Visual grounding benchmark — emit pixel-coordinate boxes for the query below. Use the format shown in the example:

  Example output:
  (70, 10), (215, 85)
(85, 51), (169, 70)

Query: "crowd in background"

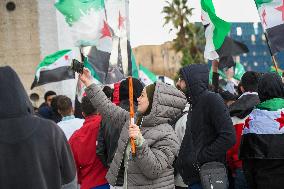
(0, 62), (284, 189)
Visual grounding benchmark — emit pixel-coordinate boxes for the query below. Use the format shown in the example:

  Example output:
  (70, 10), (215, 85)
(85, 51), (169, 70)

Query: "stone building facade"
(133, 42), (182, 78)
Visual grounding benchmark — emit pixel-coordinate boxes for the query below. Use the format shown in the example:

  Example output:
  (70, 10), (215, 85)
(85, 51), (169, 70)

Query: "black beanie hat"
(119, 78), (144, 103)
(143, 83), (156, 116)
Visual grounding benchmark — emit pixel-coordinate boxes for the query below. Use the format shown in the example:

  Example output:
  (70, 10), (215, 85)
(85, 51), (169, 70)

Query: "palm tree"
(162, 0), (205, 65)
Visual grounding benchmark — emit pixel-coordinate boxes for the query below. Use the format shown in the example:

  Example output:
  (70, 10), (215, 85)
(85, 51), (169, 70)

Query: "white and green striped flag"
(139, 64), (157, 86)
(255, 0), (284, 54)
(31, 50), (75, 89)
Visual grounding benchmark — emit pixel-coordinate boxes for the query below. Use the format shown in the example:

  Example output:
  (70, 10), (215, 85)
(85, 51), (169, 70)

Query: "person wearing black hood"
(175, 64), (236, 189)
(239, 73), (284, 189)
(0, 66), (77, 189)
(96, 78), (144, 187)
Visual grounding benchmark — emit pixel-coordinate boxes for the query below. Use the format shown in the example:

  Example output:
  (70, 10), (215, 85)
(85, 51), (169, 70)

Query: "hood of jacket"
(180, 64), (209, 104)
(229, 94), (260, 119)
(0, 66), (36, 144)
(0, 66), (34, 119)
(141, 82), (187, 127)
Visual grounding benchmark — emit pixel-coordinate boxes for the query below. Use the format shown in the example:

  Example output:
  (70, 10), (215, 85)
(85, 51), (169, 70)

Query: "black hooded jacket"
(0, 66), (76, 189)
(176, 64), (236, 185)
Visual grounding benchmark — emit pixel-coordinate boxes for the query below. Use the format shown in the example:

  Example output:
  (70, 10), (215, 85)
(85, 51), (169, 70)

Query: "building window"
(236, 27), (242, 36)
(6, 2), (16, 12)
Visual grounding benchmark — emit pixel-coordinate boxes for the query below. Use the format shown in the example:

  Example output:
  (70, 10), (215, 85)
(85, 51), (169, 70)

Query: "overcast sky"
(129, 0), (261, 47)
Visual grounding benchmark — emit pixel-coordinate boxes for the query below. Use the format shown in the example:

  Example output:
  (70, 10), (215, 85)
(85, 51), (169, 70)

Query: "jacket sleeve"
(85, 84), (129, 130)
(198, 94), (236, 164)
(96, 120), (108, 168)
(212, 72), (220, 93)
(134, 128), (179, 179)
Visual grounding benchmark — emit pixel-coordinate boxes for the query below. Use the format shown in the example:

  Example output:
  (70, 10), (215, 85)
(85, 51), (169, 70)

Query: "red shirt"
(69, 115), (108, 189)
(227, 123), (243, 174)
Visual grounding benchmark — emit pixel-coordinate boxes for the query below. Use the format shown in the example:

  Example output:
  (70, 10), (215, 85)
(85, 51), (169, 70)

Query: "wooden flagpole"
(128, 76), (136, 155)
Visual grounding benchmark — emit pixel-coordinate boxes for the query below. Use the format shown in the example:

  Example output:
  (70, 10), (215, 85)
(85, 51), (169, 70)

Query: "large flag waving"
(201, 0), (249, 60)
(55, 0), (137, 85)
(255, 0), (284, 54)
(55, 0), (112, 50)
(31, 50), (75, 89)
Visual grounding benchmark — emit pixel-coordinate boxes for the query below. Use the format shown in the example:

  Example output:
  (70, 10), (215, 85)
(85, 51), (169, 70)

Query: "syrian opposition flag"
(31, 50), (75, 89)
(55, 0), (112, 49)
(255, 0), (284, 54)
(240, 98), (284, 159)
(139, 64), (157, 86)
(201, 0), (249, 60)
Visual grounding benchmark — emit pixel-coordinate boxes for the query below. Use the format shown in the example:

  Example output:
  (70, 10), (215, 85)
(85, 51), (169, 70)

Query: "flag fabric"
(54, 0), (112, 49)
(55, 0), (136, 85)
(87, 40), (138, 84)
(201, 0), (249, 60)
(270, 65), (283, 76)
(240, 98), (284, 159)
(255, 0), (284, 54)
(31, 50), (75, 89)
(139, 64), (157, 86)
(209, 62), (245, 84)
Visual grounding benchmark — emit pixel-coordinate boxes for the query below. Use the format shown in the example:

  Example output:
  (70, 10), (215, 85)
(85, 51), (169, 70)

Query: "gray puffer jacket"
(86, 82), (187, 189)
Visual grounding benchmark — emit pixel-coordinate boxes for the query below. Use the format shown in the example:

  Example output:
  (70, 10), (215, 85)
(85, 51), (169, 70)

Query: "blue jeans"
(188, 183), (202, 189)
(234, 168), (249, 189)
(91, 184), (110, 189)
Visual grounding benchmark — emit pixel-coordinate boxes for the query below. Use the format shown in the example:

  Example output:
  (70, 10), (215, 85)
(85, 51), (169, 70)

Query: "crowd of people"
(0, 62), (284, 189)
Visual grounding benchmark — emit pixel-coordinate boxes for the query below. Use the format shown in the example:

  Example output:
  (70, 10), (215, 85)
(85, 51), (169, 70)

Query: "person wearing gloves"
(79, 68), (187, 189)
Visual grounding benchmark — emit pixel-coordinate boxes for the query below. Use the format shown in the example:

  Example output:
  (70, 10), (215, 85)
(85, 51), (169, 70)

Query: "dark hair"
(57, 96), (72, 116)
(50, 95), (64, 113)
(102, 86), (113, 99)
(81, 96), (97, 116)
(44, 91), (56, 102)
(258, 73), (284, 102)
(240, 71), (260, 92)
(119, 78), (144, 102)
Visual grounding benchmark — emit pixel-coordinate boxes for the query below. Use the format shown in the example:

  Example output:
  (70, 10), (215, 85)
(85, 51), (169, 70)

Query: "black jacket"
(96, 100), (137, 186)
(0, 66), (76, 189)
(176, 64), (236, 185)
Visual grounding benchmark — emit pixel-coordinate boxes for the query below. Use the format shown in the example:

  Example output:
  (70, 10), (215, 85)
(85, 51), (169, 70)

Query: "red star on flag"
(64, 55), (69, 60)
(100, 21), (111, 39)
(244, 117), (252, 129)
(118, 11), (125, 29)
(262, 9), (267, 26)
(275, 111), (284, 130)
(275, 0), (284, 21)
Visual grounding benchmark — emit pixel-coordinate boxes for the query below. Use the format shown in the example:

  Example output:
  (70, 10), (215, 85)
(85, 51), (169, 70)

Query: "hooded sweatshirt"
(0, 66), (77, 189)
(176, 64), (236, 185)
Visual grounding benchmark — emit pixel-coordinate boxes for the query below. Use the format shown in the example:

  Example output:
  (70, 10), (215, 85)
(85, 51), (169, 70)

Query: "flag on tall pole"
(55, 0), (138, 84)
(254, 0), (284, 55)
(31, 50), (75, 89)
(201, 0), (249, 60)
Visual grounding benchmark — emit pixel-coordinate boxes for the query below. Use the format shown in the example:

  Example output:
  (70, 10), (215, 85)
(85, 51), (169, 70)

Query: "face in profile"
(46, 95), (56, 107)
(137, 88), (149, 114)
(176, 78), (187, 94)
